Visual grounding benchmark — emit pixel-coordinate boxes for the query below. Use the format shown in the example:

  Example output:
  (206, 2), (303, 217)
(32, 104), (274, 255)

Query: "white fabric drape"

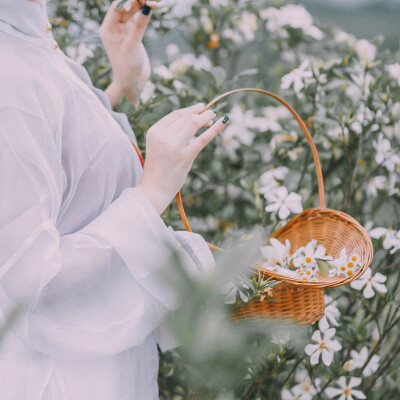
(0, 1), (215, 399)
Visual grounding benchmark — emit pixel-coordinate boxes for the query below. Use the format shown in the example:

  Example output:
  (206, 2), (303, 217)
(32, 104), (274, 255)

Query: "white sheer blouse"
(0, 0), (216, 399)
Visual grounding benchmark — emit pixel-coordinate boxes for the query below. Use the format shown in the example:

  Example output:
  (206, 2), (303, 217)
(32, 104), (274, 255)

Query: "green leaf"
(315, 258), (331, 277)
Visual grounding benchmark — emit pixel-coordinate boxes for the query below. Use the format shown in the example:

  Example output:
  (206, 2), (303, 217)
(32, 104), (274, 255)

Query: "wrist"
(136, 181), (173, 216)
(105, 80), (124, 108)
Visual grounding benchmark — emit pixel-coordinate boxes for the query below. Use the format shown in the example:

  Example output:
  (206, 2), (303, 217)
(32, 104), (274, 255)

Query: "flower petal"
(265, 202), (281, 212)
(348, 377), (362, 389)
(337, 377), (347, 389)
(310, 349), (321, 365)
(373, 272), (387, 283)
(328, 340), (342, 352)
(324, 328), (336, 341)
(321, 349), (334, 366)
(278, 204), (291, 220)
(311, 330), (322, 343)
(305, 344), (319, 356)
(281, 389), (293, 400)
(363, 283), (375, 299)
(351, 390), (366, 399)
(326, 388), (343, 398)
(372, 281), (387, 294)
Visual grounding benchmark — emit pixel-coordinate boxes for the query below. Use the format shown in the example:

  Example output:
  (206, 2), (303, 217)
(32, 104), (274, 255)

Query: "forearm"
(105, 80), (140, 109)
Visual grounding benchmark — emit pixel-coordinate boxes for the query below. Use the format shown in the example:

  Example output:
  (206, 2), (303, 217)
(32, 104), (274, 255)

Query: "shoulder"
(0, 32), (63, 132)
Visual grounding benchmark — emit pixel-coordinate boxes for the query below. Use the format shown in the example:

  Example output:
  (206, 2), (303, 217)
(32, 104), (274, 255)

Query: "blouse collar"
(0, 0), (57, 50)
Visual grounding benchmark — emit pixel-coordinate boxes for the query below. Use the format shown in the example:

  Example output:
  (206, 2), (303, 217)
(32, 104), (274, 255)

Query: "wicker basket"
(131, 88), (374, 326)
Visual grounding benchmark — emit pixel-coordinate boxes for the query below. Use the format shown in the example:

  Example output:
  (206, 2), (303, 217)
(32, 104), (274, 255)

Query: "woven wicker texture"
(231, 283), (325, 326)
(130, 88), (374, 325)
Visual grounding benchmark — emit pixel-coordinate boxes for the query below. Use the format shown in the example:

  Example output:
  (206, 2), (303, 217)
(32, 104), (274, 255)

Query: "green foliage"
(42, 0), (400, 398)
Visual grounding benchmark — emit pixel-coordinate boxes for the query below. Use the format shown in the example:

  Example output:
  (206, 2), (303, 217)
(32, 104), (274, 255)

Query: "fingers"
(119, 1), (158, 23)
(151, 103), (206, 131)
(101, 0), (157, 31)
(186, 115), (230, 157)
(124, 3), (157, 45)
(168, 109), (217, 143)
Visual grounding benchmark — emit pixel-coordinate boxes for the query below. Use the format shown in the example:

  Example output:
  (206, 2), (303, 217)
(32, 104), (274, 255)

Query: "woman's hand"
(136, 104), (230, 215)
(100, 0), (158, 107)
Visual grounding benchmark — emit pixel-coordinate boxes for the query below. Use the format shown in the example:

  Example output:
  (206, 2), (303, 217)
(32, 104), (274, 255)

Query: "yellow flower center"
(306, 270), (312, 276)
(340, 266), (346, 271)
(351, 256), (357, 262)
(305, 257), (312, 263)
(344, 388), (350, 396)
(347, 270), (353, 276)
(368, 276), (373, 282)
(348, 262), (354, 268)
(319, 341), (326, 349)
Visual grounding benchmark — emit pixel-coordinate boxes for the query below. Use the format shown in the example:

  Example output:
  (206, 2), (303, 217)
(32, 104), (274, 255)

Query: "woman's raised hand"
(136, 104), (230, 215)
(100, 0), (158, 107)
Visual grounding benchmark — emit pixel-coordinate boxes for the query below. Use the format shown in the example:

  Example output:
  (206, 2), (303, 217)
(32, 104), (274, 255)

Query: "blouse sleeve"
(0, 105), (215, 360)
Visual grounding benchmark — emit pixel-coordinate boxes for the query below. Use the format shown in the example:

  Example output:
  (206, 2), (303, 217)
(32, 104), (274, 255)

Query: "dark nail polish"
(222, 115), (229, 124)
(142, 5), (151, 15)
(211, 108), (217, 115)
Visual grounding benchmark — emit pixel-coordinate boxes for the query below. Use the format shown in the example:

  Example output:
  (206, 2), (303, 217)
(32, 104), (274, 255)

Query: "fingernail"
(142, 5), (151, 15)
(222, 115), (229, 124)
(211, 108), (217, 115)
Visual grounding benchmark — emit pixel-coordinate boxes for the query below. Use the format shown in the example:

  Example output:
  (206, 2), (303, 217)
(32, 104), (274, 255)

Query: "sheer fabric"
(0, 1), (216, 398)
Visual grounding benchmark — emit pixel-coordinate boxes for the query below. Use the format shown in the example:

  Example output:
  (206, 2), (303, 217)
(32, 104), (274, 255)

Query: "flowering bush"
(49, 0), (400, 398)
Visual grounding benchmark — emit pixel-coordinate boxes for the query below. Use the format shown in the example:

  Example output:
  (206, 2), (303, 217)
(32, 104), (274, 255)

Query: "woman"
(0, 0), (229, 398)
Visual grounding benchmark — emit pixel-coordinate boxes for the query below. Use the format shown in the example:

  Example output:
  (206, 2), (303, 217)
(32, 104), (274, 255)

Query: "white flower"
(237, 11), (258, 42)
(261, 106), (290, 132)
(139, 80), (155, 103)
(154, 64), (173, 80)
(281, 60), (313, 93)
(350, 268), (387, 299)
(333, 248), (361, 278)
(368, 226), (388, 240)
(304, 327), (342, 366)
(367, 175), (387, 197)
(345, 346), (380, 377)
(293, 241), (330, 268)
(220, 103), (259, 146)
(386, 63), (400, 86)
(221, 275), (250, 304)
(258, 167), (289, 196)
(383, 229), (400, 254)
(264, 186), (303, 220)
(373, 132), (391, 161)
(373, 133), (400, 172)
(326, 377), (366, 400)
(66, 42), (95, 64)
(334, 30), (356, 45)
(368, 227), (400, 254)
(281, 386), (309, 400)
(347, 66), (374, 102)
(321, 295), (340, 328)
(260, 238), (291, 268)
(282, 383), (313, 400)
(272, 331), (291, 345)
(355, 39), (376, 67)
(262, 5), (323, 40)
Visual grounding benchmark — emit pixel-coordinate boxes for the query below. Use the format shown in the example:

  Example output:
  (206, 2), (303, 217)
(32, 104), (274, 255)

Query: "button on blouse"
(0, 1), (216, 399)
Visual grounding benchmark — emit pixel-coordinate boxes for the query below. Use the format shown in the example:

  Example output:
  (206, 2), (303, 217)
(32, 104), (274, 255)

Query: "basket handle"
(131, 88), (325, 251)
